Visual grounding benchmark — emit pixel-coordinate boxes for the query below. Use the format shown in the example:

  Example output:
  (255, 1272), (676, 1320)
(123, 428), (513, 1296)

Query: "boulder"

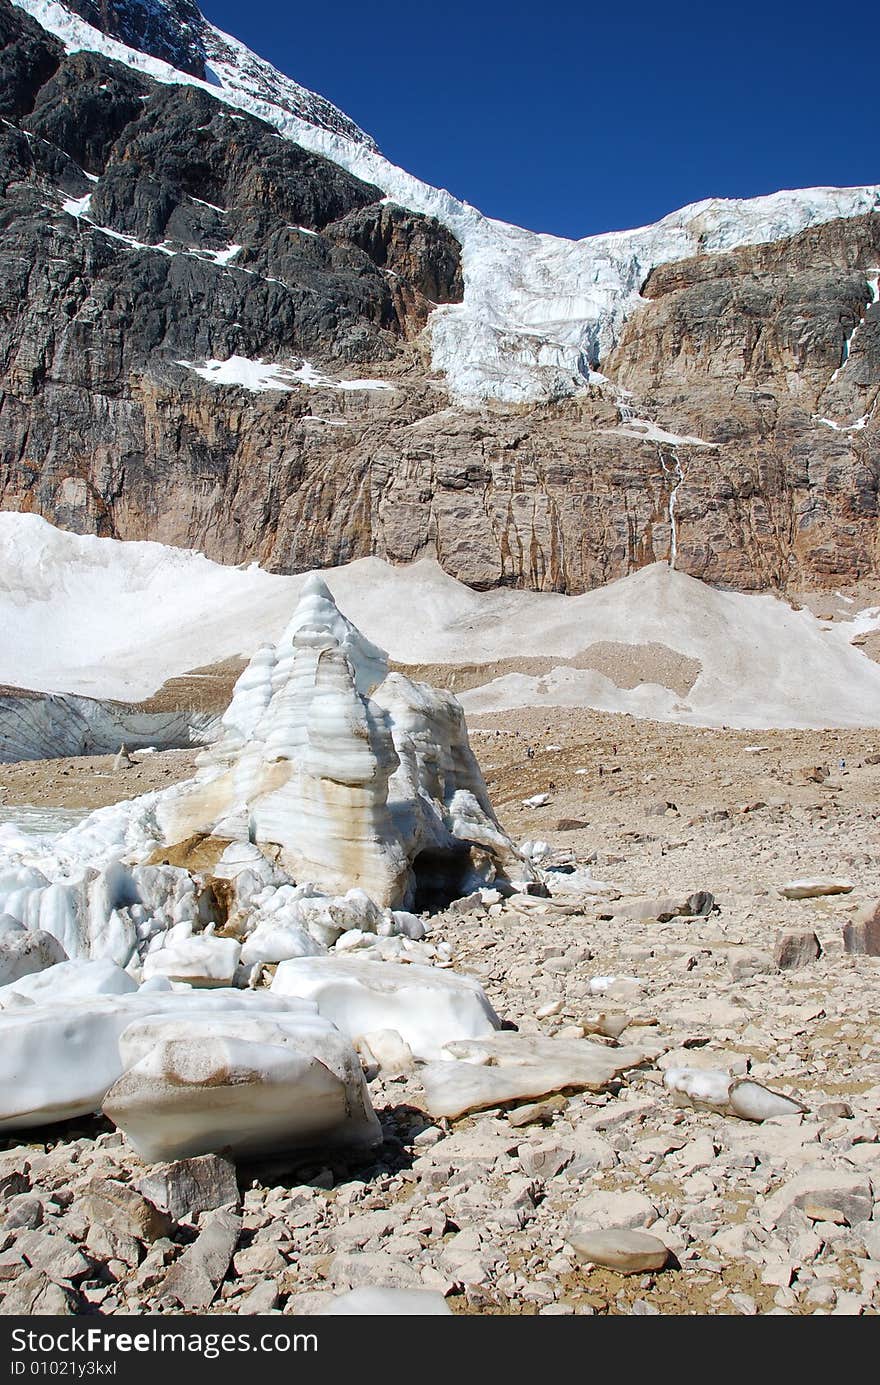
(137, 1154), (240, 1220)
(778, 879), (854, 899)
(842, 902), (880, 955)
(610, 892), (715, 922)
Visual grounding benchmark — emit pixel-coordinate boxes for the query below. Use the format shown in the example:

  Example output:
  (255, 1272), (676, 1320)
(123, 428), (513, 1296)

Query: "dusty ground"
(0, 706), (878, 1315)
(0, 748), (199, 811)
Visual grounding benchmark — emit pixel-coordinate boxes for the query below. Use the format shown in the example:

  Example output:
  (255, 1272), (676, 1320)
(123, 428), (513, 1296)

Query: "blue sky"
(202, 0), (877, 240)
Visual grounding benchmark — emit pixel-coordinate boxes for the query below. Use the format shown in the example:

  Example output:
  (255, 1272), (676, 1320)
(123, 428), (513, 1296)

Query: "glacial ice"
(0, 989), (299, 1128)
(271, 956), (502, 1061)
(8, 517), (880, 731)
(103, 1008), (380, 1161)
(419, 1033), (652, 1118)
(0, 587), (544, 1163)
(318, 1287), (452, 1315)
(142, 935), (242, 988)
(0, 578), (530, 1151)
(176, 356), (392, 393)
(0, 919), (67, 988)
(663, 1067), (806, 1121)
(0, 957), (137, 1010)
(153, 574), (528, 909)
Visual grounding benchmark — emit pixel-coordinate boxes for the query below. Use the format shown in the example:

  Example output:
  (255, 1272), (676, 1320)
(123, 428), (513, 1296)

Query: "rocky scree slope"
(0, 0), (878, 592)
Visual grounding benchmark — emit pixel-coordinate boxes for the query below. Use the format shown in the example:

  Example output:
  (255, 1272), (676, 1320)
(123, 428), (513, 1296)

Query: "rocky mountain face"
(0, 0), (878, 593)
(62, 0), (209, 77)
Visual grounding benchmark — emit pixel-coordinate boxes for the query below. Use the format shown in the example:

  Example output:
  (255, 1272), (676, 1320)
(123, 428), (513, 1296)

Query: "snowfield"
(2, 515), (880, 730)
(175, 356), (392, 392)
(15, 1), (880, 404)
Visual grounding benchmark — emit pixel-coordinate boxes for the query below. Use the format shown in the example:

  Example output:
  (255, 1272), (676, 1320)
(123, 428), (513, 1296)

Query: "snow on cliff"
(3, 514), (880, 730)
(15, 0), (880, 403)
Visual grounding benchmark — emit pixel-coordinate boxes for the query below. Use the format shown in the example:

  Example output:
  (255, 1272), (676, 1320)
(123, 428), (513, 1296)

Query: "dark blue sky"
(201, 0), (877, 240)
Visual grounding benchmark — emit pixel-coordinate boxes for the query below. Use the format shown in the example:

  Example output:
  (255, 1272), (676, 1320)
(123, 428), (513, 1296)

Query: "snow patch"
(176, 355), (391, 393)
(603, 418), (715, 448)
(61, 193), (91, 218)
(3, 516), (880, 729)
(176, 355), (294, 392)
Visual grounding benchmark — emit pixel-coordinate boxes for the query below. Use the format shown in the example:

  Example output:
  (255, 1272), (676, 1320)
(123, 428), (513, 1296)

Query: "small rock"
(446, 893), (485, 916)
(4, 1195), (43, 1230)
(842, 903), (880, 956)
(0, 1169), (30, 1200)
(583, 1012), (630, 1040)
(79, 1179), (172, 1244)
(801, 765), (830, 784)
(236, 1279), (281, 1314)
(536, 1000), (564, 1019)
(773, 929), (822, 970)
(568, 1226), (669, 1274)
(232, 1243), (288, 1276)
(507, 1096), (568, 1128)
(159, 1208), (241, 1309)
(0, 1269), (80, 1315)
(137, 1154), (240, 1221)
(11, 1230), (92, 1283)
(778, 879), (853, 900)
(517, 1143), (572, 1179)
(569, 1189), (658, 1231)
(729, 1291), (758, 1315)
(818, 1101), (853, 1120)
(762, 1171), (873, 1229)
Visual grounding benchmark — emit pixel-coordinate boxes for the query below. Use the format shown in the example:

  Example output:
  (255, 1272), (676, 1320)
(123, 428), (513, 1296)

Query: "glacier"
(14, 0), (880, 403)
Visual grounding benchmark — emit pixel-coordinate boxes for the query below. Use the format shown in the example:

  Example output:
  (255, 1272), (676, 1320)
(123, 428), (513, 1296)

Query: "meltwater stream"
(0, 805), (87, 837)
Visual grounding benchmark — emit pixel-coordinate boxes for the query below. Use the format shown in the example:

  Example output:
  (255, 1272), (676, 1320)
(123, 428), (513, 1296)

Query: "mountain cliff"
(1, 0), (878, 592)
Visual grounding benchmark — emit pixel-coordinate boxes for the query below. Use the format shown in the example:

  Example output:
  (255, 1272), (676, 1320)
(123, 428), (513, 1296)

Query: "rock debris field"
(1, 619), (879, 1316)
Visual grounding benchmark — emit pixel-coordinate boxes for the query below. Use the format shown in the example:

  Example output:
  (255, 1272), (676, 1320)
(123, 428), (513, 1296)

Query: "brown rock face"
(604, 214), (880, 590)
